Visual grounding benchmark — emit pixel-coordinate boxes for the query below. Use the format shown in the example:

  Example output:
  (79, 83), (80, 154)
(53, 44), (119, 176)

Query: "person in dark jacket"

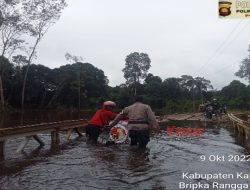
(211, 99), (221, 118)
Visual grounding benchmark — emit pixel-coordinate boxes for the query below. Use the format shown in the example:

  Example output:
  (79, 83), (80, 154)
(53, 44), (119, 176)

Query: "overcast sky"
(36, 0), (250, 89)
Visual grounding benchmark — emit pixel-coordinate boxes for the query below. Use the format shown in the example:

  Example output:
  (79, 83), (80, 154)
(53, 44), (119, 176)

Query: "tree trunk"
(40, 89), (47, 108)
(0, 75), (4, 112)
(78, 72), (80, 119)
(21, 63), (30, 113)
(192, 79), (195, 113)
(21, 37), (40, 124)
(200, 89), (204, 104)
(134, 74), (137, 96)
(20, 64), (30, 125)
(47, 79), (66, 107)
(0, 10), (3, 28)
(134, 85), (137, 96)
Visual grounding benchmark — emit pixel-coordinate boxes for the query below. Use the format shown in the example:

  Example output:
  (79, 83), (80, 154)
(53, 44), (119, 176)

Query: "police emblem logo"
(219, 1), (232, 16)
(109, 123), (128, 143)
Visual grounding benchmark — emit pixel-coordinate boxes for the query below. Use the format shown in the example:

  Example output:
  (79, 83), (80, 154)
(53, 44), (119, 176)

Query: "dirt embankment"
(156, 112), (229, 123)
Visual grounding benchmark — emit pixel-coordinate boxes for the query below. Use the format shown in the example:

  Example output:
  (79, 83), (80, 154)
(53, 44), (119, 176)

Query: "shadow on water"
(0, 120), (250, 190)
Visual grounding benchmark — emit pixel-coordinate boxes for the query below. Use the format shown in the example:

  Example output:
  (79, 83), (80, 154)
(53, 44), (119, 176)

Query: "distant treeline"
(1, 1), (250, 114)
(1, 55), (249, 114)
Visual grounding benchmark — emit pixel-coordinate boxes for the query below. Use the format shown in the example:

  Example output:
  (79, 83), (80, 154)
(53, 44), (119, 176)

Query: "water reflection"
(0, 121), (250, 190)
(127, 147), (150, 168)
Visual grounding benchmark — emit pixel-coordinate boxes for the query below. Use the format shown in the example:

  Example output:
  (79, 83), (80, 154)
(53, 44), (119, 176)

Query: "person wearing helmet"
(86, 101), (117, 143)
(211, 99), (221, 118)
(110, 95), (158, 148)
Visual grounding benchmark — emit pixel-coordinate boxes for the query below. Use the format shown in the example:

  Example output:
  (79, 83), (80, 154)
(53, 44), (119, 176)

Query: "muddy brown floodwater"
(1, 120), (250, 190)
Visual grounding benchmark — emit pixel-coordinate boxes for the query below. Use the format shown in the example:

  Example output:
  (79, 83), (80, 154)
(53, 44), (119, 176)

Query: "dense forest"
(0, 0), (250, 114)
(0, 54), (250, 114)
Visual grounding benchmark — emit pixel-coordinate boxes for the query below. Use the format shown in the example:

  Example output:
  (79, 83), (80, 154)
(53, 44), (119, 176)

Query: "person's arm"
(109, 114), (123, 127)
(109, 107), (129, 127)
(108, 111), (117, 120)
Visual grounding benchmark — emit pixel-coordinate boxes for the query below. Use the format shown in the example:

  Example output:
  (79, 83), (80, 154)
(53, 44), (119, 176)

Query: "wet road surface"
(0, 121), (250, 190)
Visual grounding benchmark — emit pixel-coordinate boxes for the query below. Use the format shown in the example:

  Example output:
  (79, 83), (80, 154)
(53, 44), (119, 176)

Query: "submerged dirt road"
(0, 120), (250, 190)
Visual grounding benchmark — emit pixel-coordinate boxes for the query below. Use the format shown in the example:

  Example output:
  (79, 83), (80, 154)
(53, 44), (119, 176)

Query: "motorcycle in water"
(204, 105), (213, 119)
(98, 120), (129, 144)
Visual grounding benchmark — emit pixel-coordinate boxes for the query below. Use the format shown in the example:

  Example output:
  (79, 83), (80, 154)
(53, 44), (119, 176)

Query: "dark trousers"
(129, 130), (150, 148)
(86, 125), (102, 142)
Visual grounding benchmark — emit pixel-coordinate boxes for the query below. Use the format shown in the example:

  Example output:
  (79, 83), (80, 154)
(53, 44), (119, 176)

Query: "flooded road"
(1, 121), (250, 190)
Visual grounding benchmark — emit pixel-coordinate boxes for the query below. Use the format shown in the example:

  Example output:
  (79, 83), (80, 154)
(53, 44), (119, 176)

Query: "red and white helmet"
(103, 101), (116, 108)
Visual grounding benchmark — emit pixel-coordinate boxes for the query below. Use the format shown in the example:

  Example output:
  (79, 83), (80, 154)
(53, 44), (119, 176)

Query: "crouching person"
(86, 101), (117, 143)
(111, 96), (158, 148)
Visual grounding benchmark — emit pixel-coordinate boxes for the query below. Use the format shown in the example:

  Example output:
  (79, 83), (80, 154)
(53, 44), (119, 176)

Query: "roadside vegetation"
(0, 0), (249, 114)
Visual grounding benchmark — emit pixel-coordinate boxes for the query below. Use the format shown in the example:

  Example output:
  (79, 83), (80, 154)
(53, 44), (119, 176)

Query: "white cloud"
(35, 0), (250, 89)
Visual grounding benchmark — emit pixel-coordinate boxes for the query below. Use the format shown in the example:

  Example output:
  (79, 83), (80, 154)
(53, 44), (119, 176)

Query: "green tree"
(0, 56), (14, 111)
(0, 0), (26, 111)
(115, 84), (133, 108)
(180, 75), (213, 103)
(0, 0), (26, 57)
(144, 73), (165, 108)
(65, 52), (83, 63)
(21, 0), (67, 113)
(18, 64), (53, 108)
(48, 63), (108, 109)
(122, 52), (151, 96)
(195, 77), (213, 104)
(235, 45), (250, 83)
(162, 77), (184, 101)
(65, 53), (84, 115)
(9, 55), (28, 107)
(0, 9), (3, 27)
(220, 80), (248, 109)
